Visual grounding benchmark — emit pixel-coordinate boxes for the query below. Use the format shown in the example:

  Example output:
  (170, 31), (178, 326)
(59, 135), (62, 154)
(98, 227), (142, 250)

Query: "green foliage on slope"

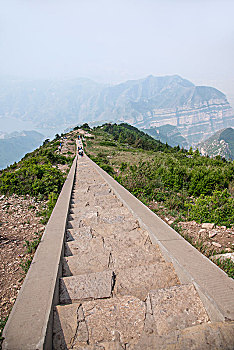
(100, 123), (169, 152)
(85, 123), (234, 227)
(0, 139), (74, 198)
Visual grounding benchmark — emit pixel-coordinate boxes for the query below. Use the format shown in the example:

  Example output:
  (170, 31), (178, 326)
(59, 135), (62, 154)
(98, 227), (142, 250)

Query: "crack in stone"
(108, 251), (114, 269)
(71, 304), (89, 349)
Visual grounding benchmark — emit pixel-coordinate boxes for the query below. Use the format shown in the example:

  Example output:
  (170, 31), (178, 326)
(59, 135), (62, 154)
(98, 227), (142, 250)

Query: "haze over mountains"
(0, 75), (233, 148)
(0, 130), (44, 169)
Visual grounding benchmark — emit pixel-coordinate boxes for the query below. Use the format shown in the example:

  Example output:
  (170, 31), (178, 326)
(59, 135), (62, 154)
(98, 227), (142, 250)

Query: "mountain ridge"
(0, 75), (233, 146)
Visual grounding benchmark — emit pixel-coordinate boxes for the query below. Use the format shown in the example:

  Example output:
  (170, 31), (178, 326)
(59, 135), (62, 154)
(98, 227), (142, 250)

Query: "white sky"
(0, 0), (234, 102)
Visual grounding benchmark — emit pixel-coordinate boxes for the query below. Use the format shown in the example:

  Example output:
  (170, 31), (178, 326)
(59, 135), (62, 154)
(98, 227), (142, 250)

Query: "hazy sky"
(1, 0), (234, 101)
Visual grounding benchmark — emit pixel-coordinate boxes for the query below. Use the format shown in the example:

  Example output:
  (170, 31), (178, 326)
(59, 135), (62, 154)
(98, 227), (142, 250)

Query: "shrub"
(187, 189), (234, 227)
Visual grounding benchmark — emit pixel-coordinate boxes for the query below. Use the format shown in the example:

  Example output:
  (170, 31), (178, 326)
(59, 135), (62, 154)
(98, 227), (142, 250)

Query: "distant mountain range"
(0, 75), (233, 147)
(0, 130), (44, 169)
(198, 127), (234, 160)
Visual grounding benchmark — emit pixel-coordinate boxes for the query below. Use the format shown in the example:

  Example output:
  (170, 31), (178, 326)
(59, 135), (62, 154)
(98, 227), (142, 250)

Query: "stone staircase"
(53, 156), (234, 349)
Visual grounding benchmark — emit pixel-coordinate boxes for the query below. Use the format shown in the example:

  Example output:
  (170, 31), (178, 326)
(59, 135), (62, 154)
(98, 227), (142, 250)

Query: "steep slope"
(198, 127), (234, 160)
(143, 124), (189, 148)
(0, 130), (44, 169)
(88, 75), (234, 146)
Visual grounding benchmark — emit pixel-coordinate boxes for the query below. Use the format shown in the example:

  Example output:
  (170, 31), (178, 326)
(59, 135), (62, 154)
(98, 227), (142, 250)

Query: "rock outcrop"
(198, 127), (234, 159)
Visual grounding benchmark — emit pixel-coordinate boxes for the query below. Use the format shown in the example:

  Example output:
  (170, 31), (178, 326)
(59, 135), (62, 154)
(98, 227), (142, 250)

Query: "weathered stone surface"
(53, 303), (80, 349)
(202, 223), (215, 229)
(62, 250), (111, 276)
(91, 219), (140, 238)
(114, 263), (180, 300)
(111, 243), (164, 269)
(134, 321), (234, 350)
(65, 236), (104, 256)
(81, 296), (145, 346)
(103, 228), (150, 251)
(146, 284), (209, 336)
(67, 211), (99, 229)
(68, 207), (101, 220)
(60, 270), (114, 304)
(66, 226), (93, 242)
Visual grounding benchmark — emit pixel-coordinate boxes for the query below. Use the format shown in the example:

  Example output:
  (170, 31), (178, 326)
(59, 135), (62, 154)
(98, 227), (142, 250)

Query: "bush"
(187, 189), (234, 227)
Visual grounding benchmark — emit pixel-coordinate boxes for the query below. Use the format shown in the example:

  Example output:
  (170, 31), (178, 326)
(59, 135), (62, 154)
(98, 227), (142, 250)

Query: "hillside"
(84, 122), (234, 273)
(0, 131), (77, 337)
(198, 127), (234, 160)
(1, 75), (233, 146)
(0, 130), (44, 169)
(0, 123), (233, 341)
(143, 124), (189, 148)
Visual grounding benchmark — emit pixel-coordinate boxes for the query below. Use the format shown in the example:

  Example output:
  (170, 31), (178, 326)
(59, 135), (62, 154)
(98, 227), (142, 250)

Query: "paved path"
(53, 155), (234, 349)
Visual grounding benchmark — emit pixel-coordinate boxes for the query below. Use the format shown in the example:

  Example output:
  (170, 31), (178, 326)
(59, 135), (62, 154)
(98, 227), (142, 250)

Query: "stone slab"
(114, 262), (180, 300)
(65, 236), (104, 256)
(146, 284), (209, 336)
(81, 296), (145, 347)
(162, 239), (234, 320)
(103, 228), (152, 251)
(91, 219), (140, 238)
(62, 250), (111, 276)
(54, 296), (145, 349)
(134, 321), (234, 350)
(60, 270), (114, 304)
(53, 303), (80, 350)
(111, 243), (164, 270)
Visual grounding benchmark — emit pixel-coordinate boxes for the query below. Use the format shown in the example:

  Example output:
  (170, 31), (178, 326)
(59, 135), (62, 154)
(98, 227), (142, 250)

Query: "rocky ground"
(0, 132), (77, 325)
(0, 194), (47, 319)
(178, 221), (234, 255)
(149, 201), (234, 266)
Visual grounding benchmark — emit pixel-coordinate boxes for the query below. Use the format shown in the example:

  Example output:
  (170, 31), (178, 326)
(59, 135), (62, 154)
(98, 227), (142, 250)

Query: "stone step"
(62, 250), (111, 276)
(63, 243), (164, 276)
(68, 203), (127, 218)
(114, 262), (180, 301)
(60, 262), (179, 304)
(134, 322), (234, 350)
(65, 227), (149, 254)
(60, 270), (114, 304)
(53, 296), (146, 349)
(71, 187), (112, 199)
(64, 236), (104, 257)
(53, 287), (216, 350)
(144, 284), (209, 337)
(69, 194), (118, 209)
(65, 227), (94, 242)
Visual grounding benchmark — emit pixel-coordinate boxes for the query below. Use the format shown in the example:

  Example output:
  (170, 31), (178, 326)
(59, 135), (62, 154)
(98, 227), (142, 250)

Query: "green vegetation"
(24, 232), (42, 254)
(215, 258), (234, 279)
(188, 190), (234, 227)
(100, 123), (169, 151)
(84, 122), (234, 277)
(85, 123), (234, 227)
(0, 316), (8, 342)
(0, 140), (74, 198)
(20, 257), (33, 274)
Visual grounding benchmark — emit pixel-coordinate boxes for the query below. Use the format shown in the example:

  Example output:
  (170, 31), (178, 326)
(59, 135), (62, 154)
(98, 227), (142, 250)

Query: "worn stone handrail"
(2, 156), (77, 350)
